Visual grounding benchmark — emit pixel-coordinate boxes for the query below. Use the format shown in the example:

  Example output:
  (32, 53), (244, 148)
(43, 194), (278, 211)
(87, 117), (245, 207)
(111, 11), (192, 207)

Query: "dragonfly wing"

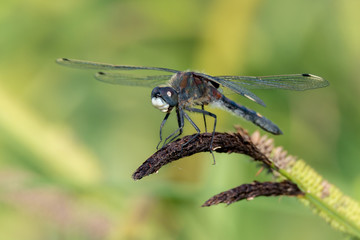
(56, 58), (180, 73)
(94, 72), (172, 87)
(216, 74), (329, 90)
(194, 72), (266, 107)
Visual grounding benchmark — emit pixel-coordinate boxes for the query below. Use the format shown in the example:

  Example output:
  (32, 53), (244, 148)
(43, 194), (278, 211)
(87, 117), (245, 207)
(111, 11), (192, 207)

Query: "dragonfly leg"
(202, 104), (207, 132)
(162, 107), (184, 147)
(185, 107), (217, 164)
(182, 111), (201, 147)
(156, 112), (171, 150)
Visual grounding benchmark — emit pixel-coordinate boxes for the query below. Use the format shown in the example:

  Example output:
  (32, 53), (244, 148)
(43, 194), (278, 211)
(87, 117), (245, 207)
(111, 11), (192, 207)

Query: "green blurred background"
(0, 0), (359, 239)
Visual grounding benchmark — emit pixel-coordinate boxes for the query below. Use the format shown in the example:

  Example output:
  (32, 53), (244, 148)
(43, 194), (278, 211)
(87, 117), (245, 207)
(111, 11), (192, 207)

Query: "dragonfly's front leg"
(156, 112), (171, 150)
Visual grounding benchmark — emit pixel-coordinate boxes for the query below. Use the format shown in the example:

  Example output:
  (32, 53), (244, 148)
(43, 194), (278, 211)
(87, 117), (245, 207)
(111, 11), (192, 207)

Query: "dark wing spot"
(98, 72), (105, 75)
(193, 73), (220, 88)
(209, 80), (220, 88)
(302, 73), (311, 77)
(62, 58), (70, 61)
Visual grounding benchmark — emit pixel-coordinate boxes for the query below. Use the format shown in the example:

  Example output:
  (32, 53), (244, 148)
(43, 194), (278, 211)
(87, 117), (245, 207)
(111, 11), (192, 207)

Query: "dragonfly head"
(151, 86), (178, 113)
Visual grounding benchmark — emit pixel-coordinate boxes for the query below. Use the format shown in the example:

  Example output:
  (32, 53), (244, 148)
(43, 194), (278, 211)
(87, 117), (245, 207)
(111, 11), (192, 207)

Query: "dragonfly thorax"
(151, 86), (178, 113)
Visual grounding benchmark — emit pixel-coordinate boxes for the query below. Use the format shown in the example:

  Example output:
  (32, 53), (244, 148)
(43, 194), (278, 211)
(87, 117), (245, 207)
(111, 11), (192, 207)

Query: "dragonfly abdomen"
(213, 96), (283, 135)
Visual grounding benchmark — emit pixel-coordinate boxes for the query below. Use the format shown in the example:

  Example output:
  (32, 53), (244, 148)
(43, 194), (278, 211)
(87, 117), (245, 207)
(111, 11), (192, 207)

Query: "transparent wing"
(95, 72), (173, 87)
(215, 74), (329, 90)
(56, 58), (178, 87)
(56, 58), (180, 73)
(194, 72), (266, 107)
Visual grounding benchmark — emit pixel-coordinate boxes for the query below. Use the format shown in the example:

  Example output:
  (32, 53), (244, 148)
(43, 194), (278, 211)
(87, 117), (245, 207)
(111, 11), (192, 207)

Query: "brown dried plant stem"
(132, 131), (273, 180)
(132, 128), (360, 238)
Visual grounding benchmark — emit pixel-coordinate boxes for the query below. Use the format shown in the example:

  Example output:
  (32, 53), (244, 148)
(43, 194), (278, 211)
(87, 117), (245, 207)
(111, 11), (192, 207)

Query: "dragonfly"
(56, 58), (329, 160)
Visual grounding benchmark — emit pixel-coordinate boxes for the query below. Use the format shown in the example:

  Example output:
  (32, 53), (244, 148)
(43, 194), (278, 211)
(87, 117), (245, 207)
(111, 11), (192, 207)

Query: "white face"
(151, 97), (170, 113)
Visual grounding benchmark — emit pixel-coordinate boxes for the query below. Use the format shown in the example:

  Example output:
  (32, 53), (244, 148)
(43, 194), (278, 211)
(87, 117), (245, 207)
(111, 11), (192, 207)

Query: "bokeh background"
(0, 0), (359, 239)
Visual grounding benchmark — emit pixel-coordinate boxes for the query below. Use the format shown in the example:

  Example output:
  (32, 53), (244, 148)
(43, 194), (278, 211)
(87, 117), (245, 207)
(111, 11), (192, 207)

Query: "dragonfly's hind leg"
(202, 105), (207, 132)
(184, 107), (217, 164)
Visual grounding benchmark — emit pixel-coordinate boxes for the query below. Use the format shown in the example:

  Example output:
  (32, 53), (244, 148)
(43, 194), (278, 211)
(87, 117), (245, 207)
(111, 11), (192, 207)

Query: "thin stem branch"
(202, 180), (303, 207)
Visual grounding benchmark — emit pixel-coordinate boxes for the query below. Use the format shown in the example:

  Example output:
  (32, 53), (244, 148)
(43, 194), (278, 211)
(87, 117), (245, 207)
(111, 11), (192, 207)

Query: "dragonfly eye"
(160, 87), (178, 106)
(151, 87), (178, 113)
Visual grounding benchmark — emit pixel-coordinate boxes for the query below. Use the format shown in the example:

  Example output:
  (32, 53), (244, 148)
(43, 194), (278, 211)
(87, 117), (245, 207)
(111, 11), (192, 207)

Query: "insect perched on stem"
(57, 58), (329, 162)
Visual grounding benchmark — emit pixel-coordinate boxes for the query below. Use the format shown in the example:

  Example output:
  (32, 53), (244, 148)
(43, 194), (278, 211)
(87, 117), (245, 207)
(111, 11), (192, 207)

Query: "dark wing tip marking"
(56, 58), (73, 66)
(56, 58), (69, 62)
(98, 71), (105, 75)
(302, 73), (311, 77)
